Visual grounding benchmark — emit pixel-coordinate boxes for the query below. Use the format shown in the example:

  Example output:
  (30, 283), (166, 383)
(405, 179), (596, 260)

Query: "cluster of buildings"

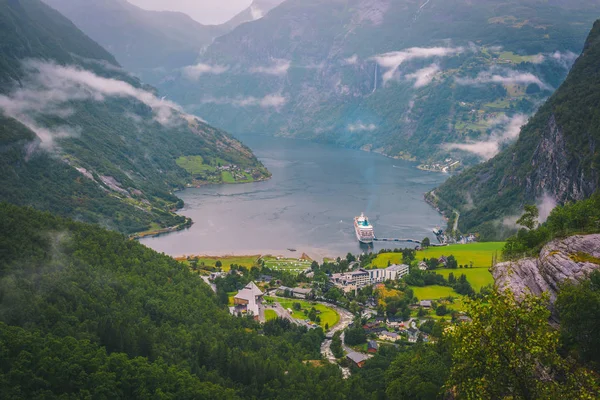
(330, 264), (409, 291)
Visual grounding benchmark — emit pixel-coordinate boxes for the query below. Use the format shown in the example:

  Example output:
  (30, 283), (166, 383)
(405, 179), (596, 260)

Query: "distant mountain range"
(223, 0), (285, 30)
(432, 19), (600, 240)
(154, 0), (600, 167)
(0, 0), (268, 235)
(41, 0), (285, 83)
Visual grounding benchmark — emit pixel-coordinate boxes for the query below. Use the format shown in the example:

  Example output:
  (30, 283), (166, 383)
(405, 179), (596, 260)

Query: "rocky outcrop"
(493, 234), (600, 319)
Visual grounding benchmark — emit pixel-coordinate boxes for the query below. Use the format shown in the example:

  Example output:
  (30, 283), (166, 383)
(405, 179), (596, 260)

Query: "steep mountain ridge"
(0, 0), (268, 234)
(223, 0), (285, 29)
(158, 0), (600, 166)
(41, 0), (228, 81)
(433, 20), (600, 239)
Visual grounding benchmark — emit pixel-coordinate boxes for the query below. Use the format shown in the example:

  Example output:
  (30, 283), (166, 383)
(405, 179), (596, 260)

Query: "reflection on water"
(140, 135), (449, 259)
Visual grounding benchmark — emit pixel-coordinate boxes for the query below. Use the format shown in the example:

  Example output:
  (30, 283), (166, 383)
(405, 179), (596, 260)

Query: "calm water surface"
(140, 136), (449, 259)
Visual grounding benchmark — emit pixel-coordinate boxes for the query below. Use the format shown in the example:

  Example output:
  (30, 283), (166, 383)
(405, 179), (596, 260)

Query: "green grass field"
(498, 51), (541, 64)
(415, 242), (504, 267)
(265, 309), (278, 321)
(275, 299), (339, 329)
(411, 285), (457, 300)
(176, 156), (215, 175)
(436, 268), (494, 291)
(221, 171), (236, 183)
(369, 242), (506, 269)
(182, 255), (259, 271)
(263, 257), (312, 274)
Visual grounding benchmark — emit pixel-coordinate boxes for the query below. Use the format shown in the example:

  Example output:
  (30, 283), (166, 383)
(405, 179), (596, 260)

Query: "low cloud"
(182, 63), (229, 81)
(538, 193), (558, 224)
(503, 193), (557, 229)
(343, 54), (359, 65)
(348, 122), (377, 132)
(551, 50), (578, 69)
(455, 68), (550, 90)
(372, 47), (463, 83)
(202, 93), (287, 109)
(0, 60), (191, 150)
(250, 59), (291, 76)
(444, 114), (528, 160)
(405, 64), (441, 88)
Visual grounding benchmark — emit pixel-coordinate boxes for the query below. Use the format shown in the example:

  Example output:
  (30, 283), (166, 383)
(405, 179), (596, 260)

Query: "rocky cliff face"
(493, 234), (600, 319)
(527, 114), (597, 203)
(433, 20), (600, 239)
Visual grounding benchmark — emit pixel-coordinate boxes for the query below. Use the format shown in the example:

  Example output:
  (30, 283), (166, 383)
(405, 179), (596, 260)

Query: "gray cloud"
(405, 64), (441, 88)
(182, 63), (229, 81)
(444, 114), (528, 160)
(0, 60), (195, 150)
(347, 122), (377, 132)
(202, 93), (287, 109)
(455, 68), (550, 90)
(250, 59), (291, 76)
(372, 47), (463, 84)
(551, 50), (578, 69)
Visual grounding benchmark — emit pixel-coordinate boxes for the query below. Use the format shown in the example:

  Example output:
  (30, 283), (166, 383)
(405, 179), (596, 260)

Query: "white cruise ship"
(354, 213), (375, 244)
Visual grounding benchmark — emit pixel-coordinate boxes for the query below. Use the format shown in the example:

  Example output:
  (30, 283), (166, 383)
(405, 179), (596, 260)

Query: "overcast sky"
(127, 0), (252, 24)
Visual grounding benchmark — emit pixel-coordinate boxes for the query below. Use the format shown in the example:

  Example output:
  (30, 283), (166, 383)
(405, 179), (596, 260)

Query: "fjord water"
(140, 135), (448, 259)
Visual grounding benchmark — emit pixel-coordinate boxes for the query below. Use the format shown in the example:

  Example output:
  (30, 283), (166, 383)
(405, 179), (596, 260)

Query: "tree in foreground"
(556, 270), (600, 372)
(444, 289), (599, 399)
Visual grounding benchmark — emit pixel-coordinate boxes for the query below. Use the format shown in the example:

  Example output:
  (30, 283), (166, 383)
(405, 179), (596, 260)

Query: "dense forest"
(1, 202), (598, 399)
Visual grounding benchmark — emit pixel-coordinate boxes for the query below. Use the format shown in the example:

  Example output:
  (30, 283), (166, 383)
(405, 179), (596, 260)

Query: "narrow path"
(453, 211), (460, 233)
(200, 276), (217, 293)
(320, 304), (353, 378)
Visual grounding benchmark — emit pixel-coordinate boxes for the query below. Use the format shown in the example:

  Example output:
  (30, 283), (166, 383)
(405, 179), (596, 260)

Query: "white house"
(232, 282), (264, 319)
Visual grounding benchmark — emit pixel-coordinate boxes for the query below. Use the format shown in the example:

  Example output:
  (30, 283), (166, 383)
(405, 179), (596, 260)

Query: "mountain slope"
(0, 0), (268, 235)
(42, 0), (228, 81)
(432, 20), (600, 239)
(0, 202), (341, 398)
(223, 0), (285, 30)
(158, 0), (600, 167)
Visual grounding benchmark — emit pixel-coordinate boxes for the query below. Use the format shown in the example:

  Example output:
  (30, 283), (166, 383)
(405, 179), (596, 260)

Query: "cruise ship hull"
(355, 230), (374, 244)
(354, 213), (375, 244)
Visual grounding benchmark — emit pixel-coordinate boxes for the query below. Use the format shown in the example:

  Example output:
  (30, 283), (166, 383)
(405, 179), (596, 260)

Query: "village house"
(418, 261), (428, 271)
(437, 256), (448, 267)
(386, 316), (403, 329)
(231, 282), (263, 320)
(407, 328), (419, 343)
(277, 286), (313, 299)
(378, 330), (400, 342)
(367, 340), (378, 354)
(346, 351), (369, 368)
(420, 300), (433, 308)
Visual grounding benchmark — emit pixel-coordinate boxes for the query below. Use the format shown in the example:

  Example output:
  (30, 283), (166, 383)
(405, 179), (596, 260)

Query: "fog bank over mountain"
(127, 0), (251, 24)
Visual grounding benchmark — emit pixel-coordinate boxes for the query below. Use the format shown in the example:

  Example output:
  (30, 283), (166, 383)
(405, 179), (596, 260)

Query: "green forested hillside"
(433, 20), (600, 240)
(1, 204), (598, 398)
(0, 203), (338, 398)
(158, 0), (600, 165)
(0, 0), (269, 235)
